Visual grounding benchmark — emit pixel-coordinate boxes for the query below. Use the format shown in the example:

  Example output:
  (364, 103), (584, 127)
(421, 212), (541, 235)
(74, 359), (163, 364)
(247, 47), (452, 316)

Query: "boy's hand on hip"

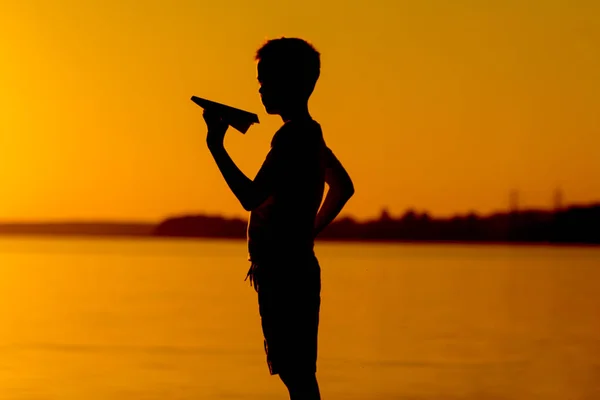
(203, 109), (229, 148)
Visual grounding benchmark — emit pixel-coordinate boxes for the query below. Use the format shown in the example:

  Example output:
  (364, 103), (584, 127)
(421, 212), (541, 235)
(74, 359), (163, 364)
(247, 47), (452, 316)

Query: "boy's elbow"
(344, 187), (355, 201)
(330, 178), (354, 200)
(241, 198), (259, 212)
(241, 189), (267, 212)
(344, 180), (355, 198)
(347, 186), (355, 198)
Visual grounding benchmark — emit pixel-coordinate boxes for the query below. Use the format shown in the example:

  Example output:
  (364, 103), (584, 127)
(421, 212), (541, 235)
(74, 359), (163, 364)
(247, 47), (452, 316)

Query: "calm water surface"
(0, 237), (599, 399)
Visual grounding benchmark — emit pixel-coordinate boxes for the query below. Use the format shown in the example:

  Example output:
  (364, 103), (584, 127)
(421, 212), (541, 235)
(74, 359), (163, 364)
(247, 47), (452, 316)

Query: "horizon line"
(0, 200), (597, 225)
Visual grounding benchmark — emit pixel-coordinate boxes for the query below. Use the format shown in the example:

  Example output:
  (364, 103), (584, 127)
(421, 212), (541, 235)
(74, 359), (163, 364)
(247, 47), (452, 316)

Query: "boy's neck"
(279, 103), (311, 123)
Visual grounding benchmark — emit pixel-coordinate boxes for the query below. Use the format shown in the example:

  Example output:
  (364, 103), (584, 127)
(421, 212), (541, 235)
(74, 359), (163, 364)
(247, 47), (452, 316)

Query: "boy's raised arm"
(204, 109), (275, 212)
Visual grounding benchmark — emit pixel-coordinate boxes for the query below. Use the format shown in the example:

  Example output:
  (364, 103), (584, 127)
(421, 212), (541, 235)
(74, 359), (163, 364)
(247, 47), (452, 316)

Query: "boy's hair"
(255, 37), (321, 97)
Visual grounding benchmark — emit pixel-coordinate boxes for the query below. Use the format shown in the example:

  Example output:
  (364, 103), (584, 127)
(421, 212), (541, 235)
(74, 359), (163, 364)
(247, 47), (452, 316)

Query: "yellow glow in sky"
(1, 0), (599, 221)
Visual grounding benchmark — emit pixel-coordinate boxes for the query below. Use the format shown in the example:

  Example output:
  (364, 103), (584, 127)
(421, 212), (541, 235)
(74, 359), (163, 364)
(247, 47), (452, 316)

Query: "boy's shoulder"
(271, 118), (323, 149)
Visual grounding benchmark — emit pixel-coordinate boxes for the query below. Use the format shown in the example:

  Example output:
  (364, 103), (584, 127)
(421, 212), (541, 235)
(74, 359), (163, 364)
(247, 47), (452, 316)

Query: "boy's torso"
(247, 118), (327, 264)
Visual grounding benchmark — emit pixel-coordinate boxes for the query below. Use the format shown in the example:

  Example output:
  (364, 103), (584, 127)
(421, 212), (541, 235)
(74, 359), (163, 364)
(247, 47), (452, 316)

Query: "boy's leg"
(256, 258), (322, 390)
(274, 314), (321, 399)
(259, 281), (321, 375)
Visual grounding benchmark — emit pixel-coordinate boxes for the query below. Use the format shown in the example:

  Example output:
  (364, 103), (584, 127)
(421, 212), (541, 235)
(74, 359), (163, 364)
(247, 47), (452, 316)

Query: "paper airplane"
(191, 96), (260, 134)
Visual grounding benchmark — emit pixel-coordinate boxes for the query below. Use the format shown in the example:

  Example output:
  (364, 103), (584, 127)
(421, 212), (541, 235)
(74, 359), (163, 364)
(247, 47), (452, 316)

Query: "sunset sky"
(1, 0), (598, 222)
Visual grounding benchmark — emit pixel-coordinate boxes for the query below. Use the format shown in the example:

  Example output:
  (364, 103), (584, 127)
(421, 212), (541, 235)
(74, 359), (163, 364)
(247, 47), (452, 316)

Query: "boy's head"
(255, 37), (320, 115)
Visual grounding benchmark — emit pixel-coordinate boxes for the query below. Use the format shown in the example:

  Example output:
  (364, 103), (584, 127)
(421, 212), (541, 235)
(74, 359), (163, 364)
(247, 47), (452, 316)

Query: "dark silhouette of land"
(0, 202), (598, 245)
(153, 202), (600, 245)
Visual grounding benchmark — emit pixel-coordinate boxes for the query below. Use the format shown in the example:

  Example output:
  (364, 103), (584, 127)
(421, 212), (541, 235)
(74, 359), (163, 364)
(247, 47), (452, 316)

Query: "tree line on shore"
(154, 203), (600, 244)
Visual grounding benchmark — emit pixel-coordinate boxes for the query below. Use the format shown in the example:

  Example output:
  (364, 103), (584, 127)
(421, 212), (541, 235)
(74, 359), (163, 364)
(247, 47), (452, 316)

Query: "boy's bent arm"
(314, 148), (355, 237)
(323, 147), (354, 192)
(208, 144), (273, 212)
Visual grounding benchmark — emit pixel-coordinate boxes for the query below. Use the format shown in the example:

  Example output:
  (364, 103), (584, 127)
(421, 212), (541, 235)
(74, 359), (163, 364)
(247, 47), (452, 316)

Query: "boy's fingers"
(203, 109), (222, 122)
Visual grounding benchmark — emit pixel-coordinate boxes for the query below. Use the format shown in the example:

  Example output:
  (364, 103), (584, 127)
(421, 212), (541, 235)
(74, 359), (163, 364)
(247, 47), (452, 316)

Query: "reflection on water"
(0, 237), (599, 399)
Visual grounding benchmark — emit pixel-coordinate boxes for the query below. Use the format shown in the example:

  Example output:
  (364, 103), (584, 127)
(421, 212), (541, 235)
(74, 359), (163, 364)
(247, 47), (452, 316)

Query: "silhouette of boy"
(203, 37), (354, 400)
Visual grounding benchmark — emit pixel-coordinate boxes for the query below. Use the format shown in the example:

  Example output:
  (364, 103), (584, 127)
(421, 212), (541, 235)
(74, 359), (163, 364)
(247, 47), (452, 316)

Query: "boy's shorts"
(248, 257), (321, 376)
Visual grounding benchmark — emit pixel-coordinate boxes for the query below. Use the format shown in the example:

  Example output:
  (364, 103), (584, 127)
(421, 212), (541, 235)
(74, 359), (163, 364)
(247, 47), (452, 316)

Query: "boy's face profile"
(257, 60), (306, 115)
(257, 60), (284, 115)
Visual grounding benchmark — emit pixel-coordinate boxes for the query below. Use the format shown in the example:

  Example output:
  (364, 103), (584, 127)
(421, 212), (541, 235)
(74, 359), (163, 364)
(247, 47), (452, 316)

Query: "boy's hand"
(203, 109), (229, 148)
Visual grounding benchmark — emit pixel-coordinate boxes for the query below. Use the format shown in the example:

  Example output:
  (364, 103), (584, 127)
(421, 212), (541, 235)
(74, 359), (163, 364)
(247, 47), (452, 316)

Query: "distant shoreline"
(0, 202), (598, 246)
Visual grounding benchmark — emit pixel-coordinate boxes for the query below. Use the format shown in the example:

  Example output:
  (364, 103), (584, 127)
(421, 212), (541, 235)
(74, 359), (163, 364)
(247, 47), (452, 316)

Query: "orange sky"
(1, 0), (598, 222)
